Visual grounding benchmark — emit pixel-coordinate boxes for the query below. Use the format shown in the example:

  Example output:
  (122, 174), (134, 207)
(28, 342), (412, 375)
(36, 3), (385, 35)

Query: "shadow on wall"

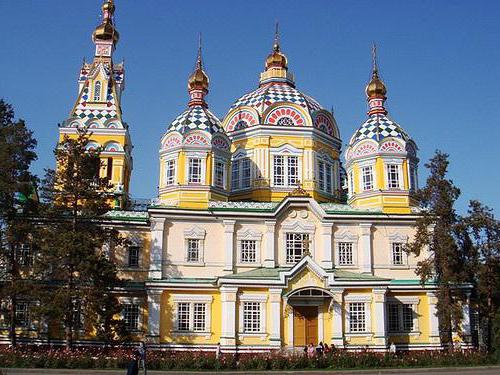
(161, 221), (183, 279)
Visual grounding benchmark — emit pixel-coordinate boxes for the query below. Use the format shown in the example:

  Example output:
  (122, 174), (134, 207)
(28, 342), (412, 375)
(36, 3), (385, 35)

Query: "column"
(269, 288), (282, 347)
(427, 291), (441, 346)
(373, 288), (388, 348)
(264, 220), (276, 268)
(331, 288), (344, 348)
(220, 286), (238, 347)
(149, 217), (165, 279)
(223, 220), (236, 272)
(321, 221), (334, 269)
(359, 223), (372, 274)
(146, 289), (162, 344)
(461, 291), (472, 346)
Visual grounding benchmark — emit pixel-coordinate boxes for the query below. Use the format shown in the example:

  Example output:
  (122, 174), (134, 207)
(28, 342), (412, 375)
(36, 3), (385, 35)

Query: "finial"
(371, 42), (378, 75)
(196, 32), (203, 70)
(366, 42), (387, 115)
(273, 21), (280, 52)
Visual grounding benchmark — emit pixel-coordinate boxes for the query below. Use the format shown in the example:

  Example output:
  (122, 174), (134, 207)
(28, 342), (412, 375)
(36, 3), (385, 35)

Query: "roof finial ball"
(187, 33), (210, 107)
(366, 43), (387, 115)
(265, 22), (288, 70)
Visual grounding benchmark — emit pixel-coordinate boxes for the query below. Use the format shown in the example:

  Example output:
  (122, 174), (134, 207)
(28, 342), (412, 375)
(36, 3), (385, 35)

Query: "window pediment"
(334, 230), (358, 241)
(184, 225), (206, 239)
(281, 220), (316, 233)
(237, 228), (262, 241)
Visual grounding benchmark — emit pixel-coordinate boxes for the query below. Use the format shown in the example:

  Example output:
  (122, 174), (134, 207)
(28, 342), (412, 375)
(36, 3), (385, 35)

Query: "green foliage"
(406, 151), (466, 344)
(0, 99), (38, 347)
(34, 128), (127, 348)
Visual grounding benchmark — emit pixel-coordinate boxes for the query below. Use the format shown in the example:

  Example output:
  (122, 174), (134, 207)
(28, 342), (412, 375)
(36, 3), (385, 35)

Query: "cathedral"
(31, 1), (473, 351)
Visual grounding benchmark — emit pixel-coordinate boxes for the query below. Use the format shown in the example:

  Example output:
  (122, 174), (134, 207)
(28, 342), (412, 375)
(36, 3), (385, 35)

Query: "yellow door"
(293, 306), (318, 347)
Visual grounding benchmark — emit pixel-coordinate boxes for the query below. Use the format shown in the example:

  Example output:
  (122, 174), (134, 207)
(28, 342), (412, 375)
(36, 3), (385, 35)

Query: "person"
(323, 343), (330, 353)
(126, 350), (141, 375)
(316, 341), (324, 355)
(303, 345), (308, 356)
(215, 342), (221, 359)
(389, 341), (396, 354)
(307, 343), (315, 358)
(138, 342), (147, 374)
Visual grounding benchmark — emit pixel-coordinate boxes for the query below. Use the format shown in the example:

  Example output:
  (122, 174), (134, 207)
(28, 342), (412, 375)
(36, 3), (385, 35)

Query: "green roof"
(333, 270), (389, 281)
(149, 278), (217, 284)
(222, 267), (291, 280)
(390, 279), (437, 286)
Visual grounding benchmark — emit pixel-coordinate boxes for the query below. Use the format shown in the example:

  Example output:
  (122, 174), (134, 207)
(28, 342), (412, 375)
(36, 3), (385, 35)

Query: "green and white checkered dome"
(166, 105), (225, 135)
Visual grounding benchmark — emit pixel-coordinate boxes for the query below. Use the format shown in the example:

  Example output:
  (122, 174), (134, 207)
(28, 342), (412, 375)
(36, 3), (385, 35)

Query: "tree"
(460, 200), (500, 352)
(0, 99), (38, 347)
(406, 151), (467, 346)
(35, 128), (126, 349)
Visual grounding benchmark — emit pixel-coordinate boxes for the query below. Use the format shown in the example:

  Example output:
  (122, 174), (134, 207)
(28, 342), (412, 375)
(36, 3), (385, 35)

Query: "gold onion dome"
(265, 44), (288, 70)
(188, 37), (209, 92)
(366, 69), (387, 98)
(92, 1), (119, 44)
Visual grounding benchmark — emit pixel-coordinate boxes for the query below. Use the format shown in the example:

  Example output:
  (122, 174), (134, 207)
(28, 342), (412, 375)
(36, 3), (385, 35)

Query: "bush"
(0, 345), (497, 370)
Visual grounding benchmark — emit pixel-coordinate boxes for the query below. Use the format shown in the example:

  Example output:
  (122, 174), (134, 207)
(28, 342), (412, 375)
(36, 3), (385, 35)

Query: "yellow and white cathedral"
(11, 1), (475, 351)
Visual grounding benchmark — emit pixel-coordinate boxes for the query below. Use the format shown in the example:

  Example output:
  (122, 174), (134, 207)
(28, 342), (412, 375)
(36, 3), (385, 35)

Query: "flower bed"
(0, 346), (496, 371)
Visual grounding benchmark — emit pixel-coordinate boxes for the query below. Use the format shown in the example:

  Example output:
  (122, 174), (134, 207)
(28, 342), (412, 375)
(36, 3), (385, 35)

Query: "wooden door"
(293, 306), (318, 347)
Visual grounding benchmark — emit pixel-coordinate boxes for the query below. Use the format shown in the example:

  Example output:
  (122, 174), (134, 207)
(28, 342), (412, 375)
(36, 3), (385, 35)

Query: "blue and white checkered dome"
(166, 105), (225, 136)
(349, 113), (411, 147)
(228, 82), (323, 117)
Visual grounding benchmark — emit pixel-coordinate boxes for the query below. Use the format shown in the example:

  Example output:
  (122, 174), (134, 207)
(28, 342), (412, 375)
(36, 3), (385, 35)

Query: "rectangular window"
(128, 246), (140, 268)
(165, 159), (176, 185)
(286, 233), (310, 264)
(349, 171), (354, 196)
(362, 166), (373, 191)
(338, 242), (353, 266)
(123, 304), (140, 331)
(193, 303), (206, 332)
(214, 161), (225, 189)
(15, 302), (29, 328)
(326, 163), (333, 193)
(187, 239), (200, 262)
(387, 164), (400, 189)
(188, 158), (202, 183)
(318, 160), (325, 191)
(231, 158), (251, 190)
(287, 156), (299, 186)
(273, 155), (285, 186)
(402, 304), (414, 331)
(387, 303), (400, 332)
(240, 240), (257, 263)
(387, 303), (414, 332)
(241, 158), (251, 188)
(177, 302), (190, 331)
(243, 302), (261, 333)
(17, 243), (32, 266)
(349, 302), (366, 332)
(231, 160), (240, 190)
(392, 242), (405, 265)
(409, 164), (417, 191)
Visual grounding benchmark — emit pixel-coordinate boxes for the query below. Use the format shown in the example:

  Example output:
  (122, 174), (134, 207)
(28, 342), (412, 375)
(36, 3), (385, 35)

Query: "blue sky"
(0, 1), (498, 213)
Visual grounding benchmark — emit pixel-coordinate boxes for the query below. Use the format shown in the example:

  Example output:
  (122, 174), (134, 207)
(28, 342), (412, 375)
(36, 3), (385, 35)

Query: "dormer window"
(94, 81), (102, 101)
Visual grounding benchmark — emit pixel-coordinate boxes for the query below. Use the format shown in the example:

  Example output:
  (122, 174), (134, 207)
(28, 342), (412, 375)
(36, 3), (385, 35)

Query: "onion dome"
(92, 0), (119, 45)
(265, 28), (288, 70)
(165, 39), (225, 136)
(349, 45), (412, 147)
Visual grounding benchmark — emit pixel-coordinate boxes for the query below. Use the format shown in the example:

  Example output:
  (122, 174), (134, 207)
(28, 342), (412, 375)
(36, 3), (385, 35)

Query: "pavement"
(1, 366), (500, 375)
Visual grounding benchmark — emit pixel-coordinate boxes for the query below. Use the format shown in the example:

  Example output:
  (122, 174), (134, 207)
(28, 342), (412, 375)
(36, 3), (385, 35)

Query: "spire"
(188, 34), (209, 108)
(366, 43), (388, 116)
(92, 0), (120, 57)
(260, 22), (294, 86)
(273, 21), (280, 52)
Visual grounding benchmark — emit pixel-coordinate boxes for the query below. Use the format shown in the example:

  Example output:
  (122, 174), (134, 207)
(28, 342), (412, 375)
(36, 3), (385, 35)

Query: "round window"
(277, 117), (295, 126)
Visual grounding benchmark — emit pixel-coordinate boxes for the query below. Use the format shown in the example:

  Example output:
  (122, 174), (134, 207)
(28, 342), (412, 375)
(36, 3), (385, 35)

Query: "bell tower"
(58, 0), (132, 209)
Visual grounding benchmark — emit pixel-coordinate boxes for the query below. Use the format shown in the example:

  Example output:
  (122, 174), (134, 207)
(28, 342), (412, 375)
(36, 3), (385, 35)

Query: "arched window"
(94, 81), (101, 101)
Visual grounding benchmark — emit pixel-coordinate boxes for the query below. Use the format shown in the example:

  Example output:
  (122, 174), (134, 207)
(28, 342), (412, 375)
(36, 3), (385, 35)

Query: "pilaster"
(331, 287), (344, 348)
(264, 220), (276, 268)
(269, 288), (282, 346)
(146, 289), (163, 344)
(149, 218), (165, 279)
(427, 291), (441, 345)
(321, 221), (334, 269)
(223, 220), (236, 272)
(220, 286), (238, 347)
(359, 223), (373, 274)
(373, 288), (388, 348)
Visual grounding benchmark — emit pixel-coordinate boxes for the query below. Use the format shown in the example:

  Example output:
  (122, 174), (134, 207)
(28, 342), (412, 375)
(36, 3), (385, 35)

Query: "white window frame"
(357, 159), (377, 193)
(361, 165), (374, 191)
(15, 301), (30, 328)
(172, 295), (213, 336)
(164, 157), (177, 186)
(120, 297), (143, 332)
(93, 81), (102, 101)
(388, 233), (409, 267)
(237, 229), (262, 265)
(334, 231), (358, 268)
(185, 152), (207, 185)
(281, 220), (316, 264)
(127, 245), (141, 268)
(238, 294), (267, 337)
(317, 153), (335, 194)
(123, 303), (141, 332)
(183, 226), (206, 265)
(387, 297), (420, 335)
(270, 145), (302, 188)
(213, 158), (226, 189)
(345, 295), (372, 334)
(386, 164), (401, 190)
